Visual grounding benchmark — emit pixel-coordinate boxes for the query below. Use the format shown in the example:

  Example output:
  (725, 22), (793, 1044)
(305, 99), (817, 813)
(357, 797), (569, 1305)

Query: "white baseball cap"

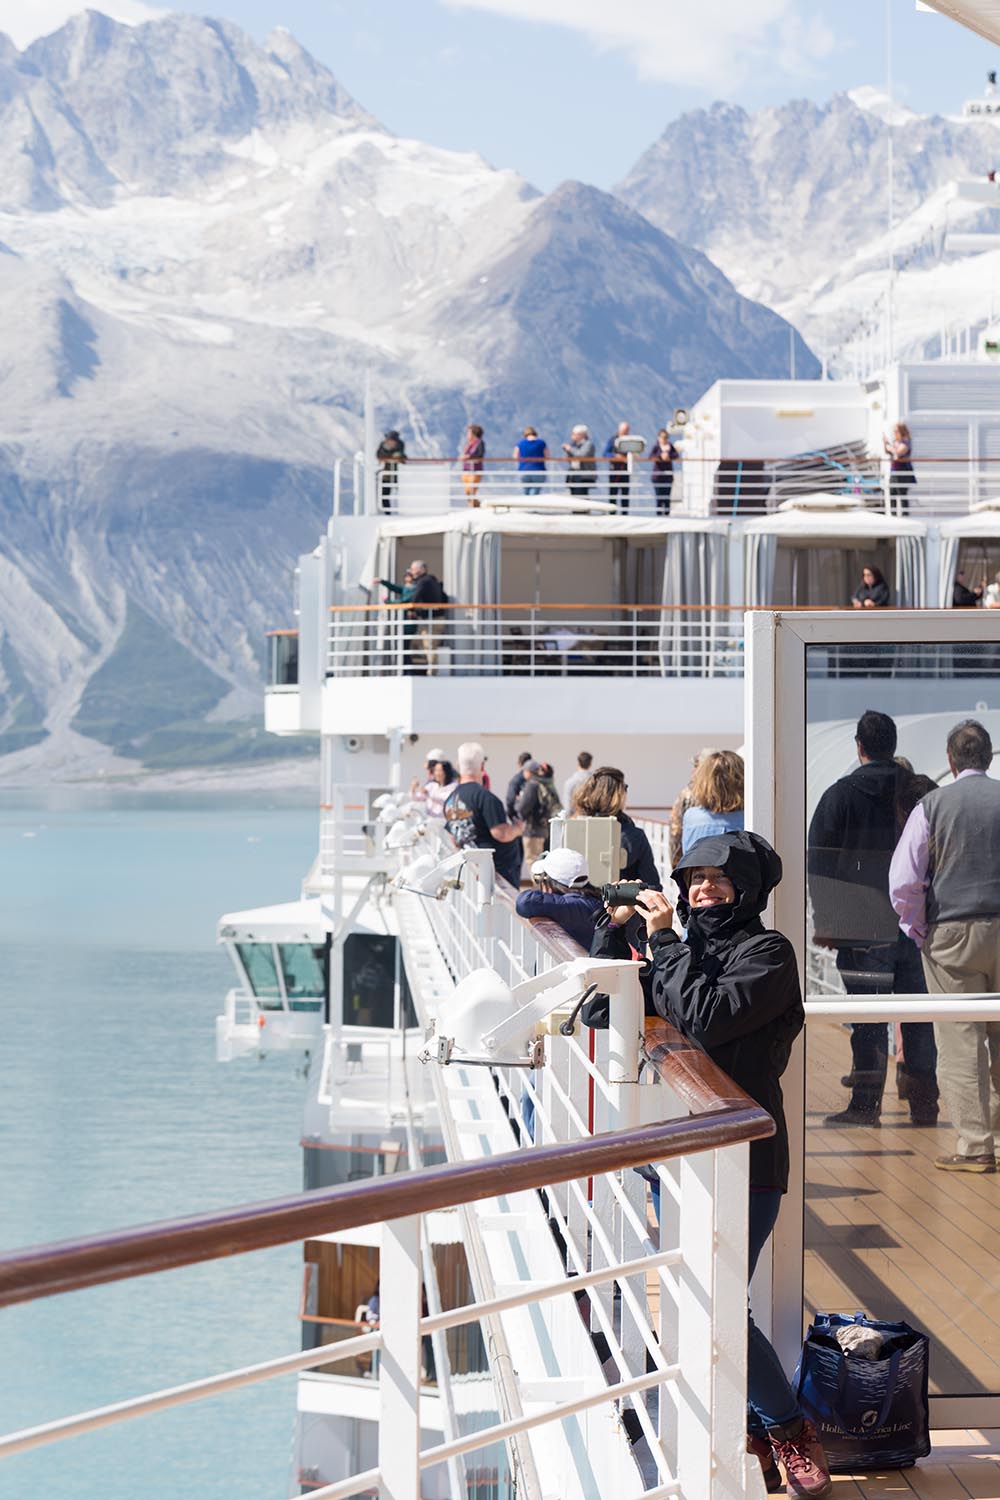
(426, 747), (447, 761)
(537, 847), (589, 887)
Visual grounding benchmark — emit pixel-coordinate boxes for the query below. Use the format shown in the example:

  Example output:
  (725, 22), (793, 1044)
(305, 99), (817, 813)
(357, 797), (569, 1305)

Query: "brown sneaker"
(934, 1153), (996, 1173)
(748, 1433), (783, 1494)
(769, 1418), (832, 1497)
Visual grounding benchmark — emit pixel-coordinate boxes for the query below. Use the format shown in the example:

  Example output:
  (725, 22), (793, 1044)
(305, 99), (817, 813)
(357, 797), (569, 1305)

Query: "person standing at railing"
(573, 765), (661, 887)
(681, 750), (744, 854)
(505, 750), (533, 819)
(411, 753), (458, 821)
(462, 423), (486, 507)
(406, 559), (447, 675)
(890, 719), (1000, 1173)
(850, 564), (889, 609)
(443, 741), (525, 889)
(600, 832), (831, 1498)
(562, 424), (597, 498)
(562, 750), (593, 814)
(669, 748), (716, 868)
(649, 428), (680, 515)
(515, 847), (602, 949)
(375, 429), (407, 512)
(883, 423), (915, 515)
(515, 760), (562, 865)
(952, 569), (984, 607)
(513, 426), (548, 496)
(603, 421), (632, 510)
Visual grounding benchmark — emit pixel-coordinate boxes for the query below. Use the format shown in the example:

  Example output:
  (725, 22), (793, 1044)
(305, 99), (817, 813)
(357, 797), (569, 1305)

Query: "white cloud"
(441, 0), (837, 89)
(0, 1), (163, 50)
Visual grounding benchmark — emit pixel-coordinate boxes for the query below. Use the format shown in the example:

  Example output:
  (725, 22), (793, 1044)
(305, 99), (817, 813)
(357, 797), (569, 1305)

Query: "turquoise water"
(0, 790), (318, 1498)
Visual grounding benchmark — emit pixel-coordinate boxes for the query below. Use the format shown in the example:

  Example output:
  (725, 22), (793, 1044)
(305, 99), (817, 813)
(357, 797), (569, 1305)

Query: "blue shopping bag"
(794, 1311), (930, 1471)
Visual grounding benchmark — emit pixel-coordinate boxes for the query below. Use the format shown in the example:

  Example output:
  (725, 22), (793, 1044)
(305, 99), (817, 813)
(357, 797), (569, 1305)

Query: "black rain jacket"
(806, 759), (902, 946)
(593, 830), (802, 1191)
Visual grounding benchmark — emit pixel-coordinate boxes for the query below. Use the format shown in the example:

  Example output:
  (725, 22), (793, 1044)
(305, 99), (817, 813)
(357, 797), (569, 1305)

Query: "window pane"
(279, 942), (326, 1000)
(805, 636), (1000, 1399)
(236, 942), (280, 1000)
(343, 934), (396, 1028)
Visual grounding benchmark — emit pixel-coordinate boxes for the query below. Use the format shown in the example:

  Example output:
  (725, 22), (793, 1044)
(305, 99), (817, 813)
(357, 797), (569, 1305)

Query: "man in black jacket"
(595, 831), (830, 1495)
(807, 710), (935, 1127)
(406, 559), (446, 675)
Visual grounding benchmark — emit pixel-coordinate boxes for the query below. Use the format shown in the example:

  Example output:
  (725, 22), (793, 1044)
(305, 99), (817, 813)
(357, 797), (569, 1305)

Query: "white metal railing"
(328, 606), (745, 680)
(387, 829), (757, 1499)
(348, 453), (1000, 519)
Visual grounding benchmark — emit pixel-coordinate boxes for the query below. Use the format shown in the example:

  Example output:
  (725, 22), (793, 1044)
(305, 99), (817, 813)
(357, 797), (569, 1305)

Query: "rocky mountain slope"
(616, 89), (1000, 366)
(0, 9), (816, 779)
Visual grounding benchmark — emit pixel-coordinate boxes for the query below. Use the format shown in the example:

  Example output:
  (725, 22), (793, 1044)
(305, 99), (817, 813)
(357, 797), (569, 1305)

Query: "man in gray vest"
(890, 720), (1000, 1172)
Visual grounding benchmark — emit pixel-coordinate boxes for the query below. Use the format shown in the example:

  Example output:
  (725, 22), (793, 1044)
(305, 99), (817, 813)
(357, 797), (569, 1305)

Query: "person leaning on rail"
(593, 831), (831, 1498)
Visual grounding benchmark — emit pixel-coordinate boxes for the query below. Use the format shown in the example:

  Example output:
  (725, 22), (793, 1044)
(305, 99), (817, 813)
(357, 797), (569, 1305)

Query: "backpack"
(431, 581), (450, 620)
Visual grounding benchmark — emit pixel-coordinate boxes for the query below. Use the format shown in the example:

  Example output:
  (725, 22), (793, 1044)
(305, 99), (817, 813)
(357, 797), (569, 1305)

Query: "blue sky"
(8, 1), (1000, 189)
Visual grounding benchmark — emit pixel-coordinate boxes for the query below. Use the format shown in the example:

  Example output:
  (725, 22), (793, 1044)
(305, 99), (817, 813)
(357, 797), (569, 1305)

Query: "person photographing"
(596, 831), (830, 1497)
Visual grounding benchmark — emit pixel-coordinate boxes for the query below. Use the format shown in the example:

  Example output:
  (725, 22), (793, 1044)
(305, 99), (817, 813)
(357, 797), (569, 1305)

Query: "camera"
(600, 880), (646, 905)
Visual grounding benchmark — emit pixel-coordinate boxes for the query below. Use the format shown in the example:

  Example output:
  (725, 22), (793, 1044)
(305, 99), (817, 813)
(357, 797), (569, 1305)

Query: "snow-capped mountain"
(616, 89), (1000, 366)
(0, 9), (815, 778)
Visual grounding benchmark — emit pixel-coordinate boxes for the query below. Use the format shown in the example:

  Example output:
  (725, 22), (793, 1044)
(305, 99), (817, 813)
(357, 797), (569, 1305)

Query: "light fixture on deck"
(423, 959), (632, 1070)
(392, 849), (466, 899)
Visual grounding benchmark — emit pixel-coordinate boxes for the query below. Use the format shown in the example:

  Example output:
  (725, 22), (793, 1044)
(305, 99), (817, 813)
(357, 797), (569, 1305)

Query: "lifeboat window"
(278, 943), (327, 1005)
(343, 933), (397, 1028)
(235, 942), (281, 1002)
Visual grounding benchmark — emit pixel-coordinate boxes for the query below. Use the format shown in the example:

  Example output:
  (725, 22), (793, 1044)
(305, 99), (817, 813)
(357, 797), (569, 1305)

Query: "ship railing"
(0, 1068), (770, 1500)
(350, 453), (1000, 518)
(387, 832), (771, 1496)
(328, 602), (746, 680)
(319, 784), (387, 880)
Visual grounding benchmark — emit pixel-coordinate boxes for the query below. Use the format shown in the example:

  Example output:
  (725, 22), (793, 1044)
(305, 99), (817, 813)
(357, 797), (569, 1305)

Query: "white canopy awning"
(743, 509), (926, 541)
(217, 897), (329, 941)
(919, 0), (1000, 45)
(940, 512), (1000, 539)
(371, 511), (731, 541)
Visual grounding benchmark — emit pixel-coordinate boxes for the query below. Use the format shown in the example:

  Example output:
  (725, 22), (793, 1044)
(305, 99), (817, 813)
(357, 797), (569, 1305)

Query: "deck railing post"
(378, 1214), (422, 1500)
(676, 1151), (715, 1498)
(712, 1141), (754, 1500)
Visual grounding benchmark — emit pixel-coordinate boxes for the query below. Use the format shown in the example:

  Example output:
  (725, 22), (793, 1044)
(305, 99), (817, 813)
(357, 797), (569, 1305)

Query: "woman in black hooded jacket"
(594, 830), (830, 1497)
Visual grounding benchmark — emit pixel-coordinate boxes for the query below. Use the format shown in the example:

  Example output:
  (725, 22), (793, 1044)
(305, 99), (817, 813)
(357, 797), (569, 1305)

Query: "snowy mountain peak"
(847, 85), (921, 127)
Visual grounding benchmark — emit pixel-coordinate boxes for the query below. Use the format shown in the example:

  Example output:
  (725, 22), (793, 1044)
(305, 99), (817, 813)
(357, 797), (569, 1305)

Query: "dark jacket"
(506, 770), (527, 819)
(407, 572), (445, 620)
(516, 888), (601, 950)
(807, 759), (902, 945)
(619, 813), (661, 888)
(516, 776), (562, 837)
(852, 579), (890, 607)
(594, 831), (802, 1191)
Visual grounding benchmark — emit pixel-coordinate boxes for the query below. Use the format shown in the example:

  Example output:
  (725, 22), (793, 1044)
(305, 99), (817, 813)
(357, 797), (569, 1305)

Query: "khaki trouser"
(415, 621), (442, 675)
(523, 835), (546, 868)
(922, 918), (1000, 1158)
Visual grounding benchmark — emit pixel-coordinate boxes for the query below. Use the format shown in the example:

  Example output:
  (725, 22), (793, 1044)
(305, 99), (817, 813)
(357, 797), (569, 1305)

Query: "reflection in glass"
(805, 639), (1000, 1398)
(343, 933), (396, 1028)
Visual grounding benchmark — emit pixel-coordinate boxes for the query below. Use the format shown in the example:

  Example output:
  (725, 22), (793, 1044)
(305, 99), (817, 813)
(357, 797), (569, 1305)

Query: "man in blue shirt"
(513, 426), (548, 496)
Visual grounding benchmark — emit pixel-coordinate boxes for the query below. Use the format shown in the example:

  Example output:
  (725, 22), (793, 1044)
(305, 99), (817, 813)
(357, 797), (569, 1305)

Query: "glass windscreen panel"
(805, 638), (1000, 1399)
(235, 942), (281, 1003)
(343, 933), (397, 1028)
(278, 942), (326, 1003)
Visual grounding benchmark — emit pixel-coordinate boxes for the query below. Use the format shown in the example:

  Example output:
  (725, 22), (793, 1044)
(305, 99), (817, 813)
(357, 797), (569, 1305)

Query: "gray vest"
(924, 773), (1000, 924)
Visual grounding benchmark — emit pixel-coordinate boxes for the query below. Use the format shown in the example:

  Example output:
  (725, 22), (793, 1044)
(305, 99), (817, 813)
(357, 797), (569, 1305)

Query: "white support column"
(675, 1151), (715, 1497)
(606, 961), (643, 1131)
(713, 1142), (753, 1500)
(378, 1216), (422, 1500)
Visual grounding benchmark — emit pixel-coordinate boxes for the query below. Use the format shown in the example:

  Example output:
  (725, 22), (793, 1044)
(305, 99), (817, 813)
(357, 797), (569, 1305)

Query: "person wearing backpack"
(515, 760), (562, 865)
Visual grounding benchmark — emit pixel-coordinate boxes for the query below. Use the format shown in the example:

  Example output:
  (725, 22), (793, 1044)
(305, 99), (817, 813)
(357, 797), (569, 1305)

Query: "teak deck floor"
(806, 1021), (1000, 1401)
(829, 1430), (1000, 1498)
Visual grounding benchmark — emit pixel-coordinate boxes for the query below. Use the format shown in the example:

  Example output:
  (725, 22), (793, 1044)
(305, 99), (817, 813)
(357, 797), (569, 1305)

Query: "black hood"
(845, 759), (901, 803)
(672, 830), (783, 941)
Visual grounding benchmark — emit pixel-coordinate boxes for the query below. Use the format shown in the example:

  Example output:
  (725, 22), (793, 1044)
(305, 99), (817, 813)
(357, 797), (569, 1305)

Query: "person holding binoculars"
(594, 831), (830, 1498)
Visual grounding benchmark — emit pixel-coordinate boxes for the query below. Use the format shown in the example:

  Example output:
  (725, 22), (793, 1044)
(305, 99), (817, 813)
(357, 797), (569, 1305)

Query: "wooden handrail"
(329, 601), (945, 615)
(266, 628), (299, 637)
(0, 1109), (773, 1310)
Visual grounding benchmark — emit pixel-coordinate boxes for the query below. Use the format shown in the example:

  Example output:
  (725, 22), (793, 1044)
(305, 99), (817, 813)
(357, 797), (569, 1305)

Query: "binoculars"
(600, 880), (646, 905)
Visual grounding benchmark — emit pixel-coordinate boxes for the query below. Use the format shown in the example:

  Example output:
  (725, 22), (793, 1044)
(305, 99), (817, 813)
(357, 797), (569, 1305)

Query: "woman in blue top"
(513, 426), (548, 496)
(681, 749), (745, 853)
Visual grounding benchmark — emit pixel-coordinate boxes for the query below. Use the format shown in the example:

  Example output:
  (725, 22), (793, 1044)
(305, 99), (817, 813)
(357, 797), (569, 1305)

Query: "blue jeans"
(522, 482), (542, 495)
(747, 1189), (802, 1433)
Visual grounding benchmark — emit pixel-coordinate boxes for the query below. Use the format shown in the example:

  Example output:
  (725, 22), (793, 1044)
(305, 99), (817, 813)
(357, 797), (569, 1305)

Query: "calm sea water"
(0, 789), (318, 1499)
